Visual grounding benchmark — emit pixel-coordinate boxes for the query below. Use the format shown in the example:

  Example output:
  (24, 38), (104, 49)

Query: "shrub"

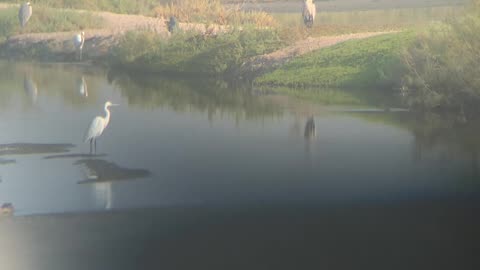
(109, 28), (284, 75)
(400, 12), (480, 110)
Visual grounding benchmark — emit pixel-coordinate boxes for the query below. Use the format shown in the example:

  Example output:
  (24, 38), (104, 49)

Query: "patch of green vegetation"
(255, 31), (415, 89)
(400, 0), (480, 111)
(109, 28), (284, 75)
(0, 6), (103, 41)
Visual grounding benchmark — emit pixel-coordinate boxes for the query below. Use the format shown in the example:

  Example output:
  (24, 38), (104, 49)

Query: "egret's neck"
(104, 106), (111, 126)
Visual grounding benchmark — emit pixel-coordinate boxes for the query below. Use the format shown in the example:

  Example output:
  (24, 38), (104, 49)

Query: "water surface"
(0, 61), (478, 269)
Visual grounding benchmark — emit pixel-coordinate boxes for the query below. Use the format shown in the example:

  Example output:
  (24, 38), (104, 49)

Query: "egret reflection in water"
(23, 74), (38, 104)
(76, 76), (88, 97)
(75, 159), (151, 210)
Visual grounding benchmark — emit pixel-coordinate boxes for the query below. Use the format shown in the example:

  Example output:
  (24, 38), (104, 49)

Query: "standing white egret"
(84, 101), (119, 154)
(73, 31), (85, 61)
(18, 2), (32, 28)
(302, 0), (316, 28)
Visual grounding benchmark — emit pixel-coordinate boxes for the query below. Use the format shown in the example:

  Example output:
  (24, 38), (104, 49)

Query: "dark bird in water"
(168, 16), (178, 33)
(304, 116), (316, 139)
(18, 2), (32, 28)
(302, 0), (316, 28)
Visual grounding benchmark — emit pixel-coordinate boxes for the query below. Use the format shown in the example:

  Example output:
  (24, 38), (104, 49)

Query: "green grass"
(255, 31), (416, 89)
(0, 6), (103, 41)
(109, 28), (284, 75)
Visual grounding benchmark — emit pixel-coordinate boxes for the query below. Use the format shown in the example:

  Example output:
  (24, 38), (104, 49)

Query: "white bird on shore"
(302, 0), (316, 28)
(73, 31), (85, 61)
(84, 101), (119, 154)
(18, 2), (32, 28)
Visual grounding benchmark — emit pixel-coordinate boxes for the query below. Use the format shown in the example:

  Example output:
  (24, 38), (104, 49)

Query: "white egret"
(302, 0), (316, 28)
(84, 101), (119, 154)
(18, 2), (32, 28)
(73, 31), (85, 61)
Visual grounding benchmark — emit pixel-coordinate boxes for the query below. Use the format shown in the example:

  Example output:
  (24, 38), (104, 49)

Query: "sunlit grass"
(255, 31), (416, 88)
(0, 6), (103, 41)
(274, 6), (464, 37)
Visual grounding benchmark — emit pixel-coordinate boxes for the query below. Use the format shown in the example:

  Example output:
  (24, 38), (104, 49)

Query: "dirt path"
(238, 31), (398, 78)
(1, 4), (398, 71)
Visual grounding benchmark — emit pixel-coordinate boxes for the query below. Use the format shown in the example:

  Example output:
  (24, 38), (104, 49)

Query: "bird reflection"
(75, 159), (151, 184)
(23, 74), (38, 104)
(76, 76), (88, 97)
(304, 116), (316, 139)
(75, 159), (151, 210)
(304, 116), (316, 160)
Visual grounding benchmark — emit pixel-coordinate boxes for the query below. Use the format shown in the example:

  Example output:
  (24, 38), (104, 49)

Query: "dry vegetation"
(153, 0), (276, 27)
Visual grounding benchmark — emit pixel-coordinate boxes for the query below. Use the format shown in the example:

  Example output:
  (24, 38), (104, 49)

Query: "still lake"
(0, 61), (478, 269)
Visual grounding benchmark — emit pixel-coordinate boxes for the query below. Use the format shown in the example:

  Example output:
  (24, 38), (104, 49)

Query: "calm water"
(0, 61), (478, 269)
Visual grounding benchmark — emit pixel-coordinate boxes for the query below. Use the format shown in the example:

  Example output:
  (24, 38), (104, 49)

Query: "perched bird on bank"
(18, 2), (32, 28)
(73, 31), (85, 61)
(302, 0), (316, 28)
(168, 16), (178, 33)
(84, 101), (119, 154)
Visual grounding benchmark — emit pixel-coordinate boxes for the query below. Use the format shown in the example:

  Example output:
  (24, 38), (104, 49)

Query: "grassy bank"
(0, 6), (103, 42)
(255, 31), (415, 89)
(109, 28), (284, 75)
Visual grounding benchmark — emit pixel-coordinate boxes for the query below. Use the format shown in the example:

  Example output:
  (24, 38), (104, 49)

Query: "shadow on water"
(43, 153), (107, 160)
(0, 143), (75, 156)
(0, 158), (16, 165)
(74, 159), (151, 184)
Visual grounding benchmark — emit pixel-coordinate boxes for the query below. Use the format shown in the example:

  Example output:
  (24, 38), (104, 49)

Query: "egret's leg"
(80, 49), (83, 61)
(94, 139), (97, 154)
(89, 139), (93, 154)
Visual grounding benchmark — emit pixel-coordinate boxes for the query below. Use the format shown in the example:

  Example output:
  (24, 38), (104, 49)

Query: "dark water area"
(0, 61), (478, 269)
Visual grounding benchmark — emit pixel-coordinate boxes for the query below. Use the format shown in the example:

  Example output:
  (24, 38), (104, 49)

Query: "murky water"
(0, 61), (478, 269)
